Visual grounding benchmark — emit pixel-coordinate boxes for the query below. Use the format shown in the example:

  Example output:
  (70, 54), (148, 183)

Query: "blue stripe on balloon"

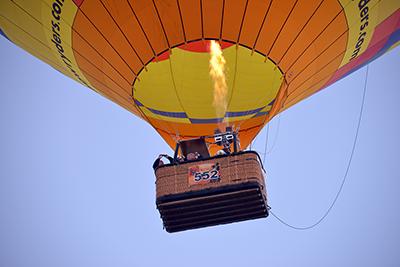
(133, 99), (144, 106)
(189, 118), (224, 124)
(225, 107), (264, 117)
(147, 108), (188, 118)
(0, 28), (10, 41)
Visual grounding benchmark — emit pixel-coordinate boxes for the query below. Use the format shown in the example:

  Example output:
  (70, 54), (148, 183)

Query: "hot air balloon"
(1, 0), (399, 232)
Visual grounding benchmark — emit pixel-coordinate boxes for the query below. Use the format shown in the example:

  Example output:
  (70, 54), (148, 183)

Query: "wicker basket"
(155, 151), (268, 232)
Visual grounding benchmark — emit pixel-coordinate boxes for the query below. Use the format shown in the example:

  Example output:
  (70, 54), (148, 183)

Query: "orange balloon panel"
(0, 0), (399, 150)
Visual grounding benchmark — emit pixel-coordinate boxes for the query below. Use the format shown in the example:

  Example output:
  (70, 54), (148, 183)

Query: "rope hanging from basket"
(267, 64), (370, 230)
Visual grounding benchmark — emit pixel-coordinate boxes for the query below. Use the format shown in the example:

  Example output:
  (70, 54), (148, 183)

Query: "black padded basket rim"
(156, 180), (264, 205)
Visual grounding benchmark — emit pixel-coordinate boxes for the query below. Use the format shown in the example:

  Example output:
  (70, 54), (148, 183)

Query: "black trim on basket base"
(156, 181), (268, 233)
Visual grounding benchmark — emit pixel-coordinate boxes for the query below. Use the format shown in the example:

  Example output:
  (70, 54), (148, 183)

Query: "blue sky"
(0, 37), (399, 267)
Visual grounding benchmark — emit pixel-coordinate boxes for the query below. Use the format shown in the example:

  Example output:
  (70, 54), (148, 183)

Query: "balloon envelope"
(1, 0), (399, 149)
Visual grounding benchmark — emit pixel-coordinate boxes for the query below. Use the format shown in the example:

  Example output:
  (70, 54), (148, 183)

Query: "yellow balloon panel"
(134, 43), (282, 123)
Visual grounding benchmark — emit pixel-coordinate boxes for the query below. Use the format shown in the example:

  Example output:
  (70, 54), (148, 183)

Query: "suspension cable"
(262, 122), (270, 165)
(269, 64), (369, 230)
(266, 114), (281, 154)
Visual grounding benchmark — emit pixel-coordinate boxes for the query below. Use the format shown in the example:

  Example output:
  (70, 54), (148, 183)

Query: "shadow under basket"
(155, 151), (268, 233)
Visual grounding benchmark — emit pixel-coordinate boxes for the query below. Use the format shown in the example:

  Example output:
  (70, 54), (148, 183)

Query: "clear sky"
(0, 37), (399, 267)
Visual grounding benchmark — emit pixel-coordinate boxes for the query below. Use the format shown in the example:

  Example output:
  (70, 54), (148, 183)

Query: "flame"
(209, 40), (228, 120)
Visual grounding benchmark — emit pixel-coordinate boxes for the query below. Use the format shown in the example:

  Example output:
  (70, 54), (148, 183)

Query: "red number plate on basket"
(188, 163), (221, 186)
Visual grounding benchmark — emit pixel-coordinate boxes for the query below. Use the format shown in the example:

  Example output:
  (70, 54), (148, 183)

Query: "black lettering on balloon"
(350, 0), (370, 61)
(49, 0), (89, 87)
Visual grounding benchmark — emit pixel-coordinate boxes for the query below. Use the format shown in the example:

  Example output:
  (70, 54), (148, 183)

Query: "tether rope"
(268, 64), (369, 230)
(262, 122), (270, 165)
(265, 114), (281, 155)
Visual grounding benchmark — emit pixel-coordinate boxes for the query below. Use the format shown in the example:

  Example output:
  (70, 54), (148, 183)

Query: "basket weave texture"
(155, 152), (266, 199)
